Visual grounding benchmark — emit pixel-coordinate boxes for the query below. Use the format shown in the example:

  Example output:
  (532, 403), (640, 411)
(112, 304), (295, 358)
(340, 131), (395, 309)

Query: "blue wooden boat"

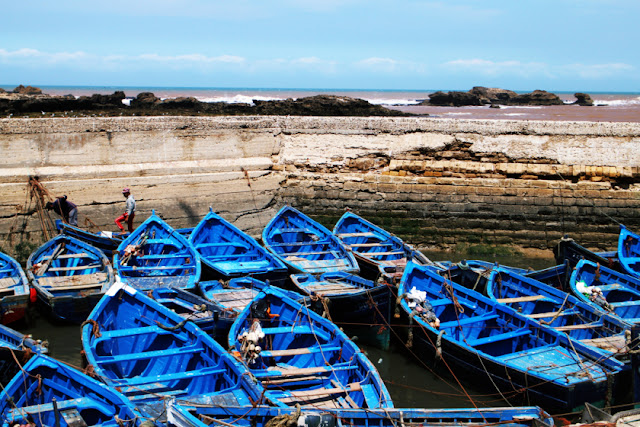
(436, 260), (531, 296)
(114, 211), (200, 291)
(397, 262), (626, 414)
(333, 210), (435, 282)
(486, 266), (632, 358)
(151, 287), (223, 337)
(0, 251), (30, 326)
(228, 286), (393, 409)
(167, 403), (554, 427)
(0, 354), (141, 427)
(618, 224), (640, 279)
(0, 323), (47, 353)
(199, 277), (306, 343)
(569, 259), (640, 324)
(555, 234), (621, 273)
(81, 281), (266, 421)
(262, 206), (359, 275)
(189, 208), (288, 285)
(56, 219), (127, 258)
(289, 271), (392, 333)
(26, 235), (115, 324)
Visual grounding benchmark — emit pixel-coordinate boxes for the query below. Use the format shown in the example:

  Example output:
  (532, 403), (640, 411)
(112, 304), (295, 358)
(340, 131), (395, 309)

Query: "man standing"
(45, 195), (78, 226)
(115, 188), (136, 233)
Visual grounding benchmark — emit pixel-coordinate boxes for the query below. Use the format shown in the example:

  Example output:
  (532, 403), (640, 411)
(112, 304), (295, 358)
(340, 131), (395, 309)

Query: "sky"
(1, 0), (639, 92)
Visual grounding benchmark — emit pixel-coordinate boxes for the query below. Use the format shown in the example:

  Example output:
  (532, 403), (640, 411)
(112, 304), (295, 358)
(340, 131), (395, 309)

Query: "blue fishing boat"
(262, 206), (359, 275)
(0, 323), (47, 353)
(555, 234), (620, 273)
(114, 211), (200, 291)
(167, 403), (554, 427)
(0, 251), (30, 326)
(569, 259), (640, 324)
(289, 271), (392, 347)
(486, 266), (632, 358)
(397, 262), (626, 414)
(81, 281), (265, 421)
(199, 277), (306, 343)
(333, 210), (434, 282)
(0, 354), (141, 427)
(56, 219), (128, 258)
(189, 208), (288, 285)
(437, 260), (531, 296)
(26, 235), (115, 324)
(618, 224), (640, 279)
(151, 287), (223, 337)
(228, 286), (393, 409)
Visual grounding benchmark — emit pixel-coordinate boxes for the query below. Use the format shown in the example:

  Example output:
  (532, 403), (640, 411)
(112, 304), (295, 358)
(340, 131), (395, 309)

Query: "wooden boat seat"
(527, 309), (578, 319)
(124, 265), (194, 271)
(257, 364), (357, 379)
(439, 314), (499, 329)
(97, 344), (202, 364)
(278, 382), (361, 403)
(41, 253), (90, 260)
(0, 268), (17, 274)
(46, 263), (102, 272)
(260, 326), (330, 341)
(467, 329), (532, 347)
(0, 277), (19, 289)
(260, 345), (341, 357)
(287, 251), (336, 257)
(272, 241), (330, 247)
(361, 251), (404, 257)
(279, 228), (314, 234)
(5, 397), (111, 418)
(137, 254), (193, 260)
(554, 322), (601, 331)
(429, 297), (453, 307)
(144, 238), (180, 245)
(336, 232), (377, 238)
(581, 335), (628, 352)
(497, 295), (546, 304)
(347, 242), (389, 248)
(37, 273), (109, 289)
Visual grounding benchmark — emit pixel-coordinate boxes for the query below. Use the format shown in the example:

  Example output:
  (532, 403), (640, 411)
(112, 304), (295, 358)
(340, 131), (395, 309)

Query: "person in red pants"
(115, 187), (136, 233)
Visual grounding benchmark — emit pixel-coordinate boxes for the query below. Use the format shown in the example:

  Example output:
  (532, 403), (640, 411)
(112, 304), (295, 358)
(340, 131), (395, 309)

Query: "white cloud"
(443, 59), (553, 78)
(354, 57), (400, 72)
(561, 63), (634, 79)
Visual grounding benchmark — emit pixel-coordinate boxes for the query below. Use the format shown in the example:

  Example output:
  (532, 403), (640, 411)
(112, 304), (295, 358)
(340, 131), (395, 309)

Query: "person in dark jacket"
(45, 195), (78, 226)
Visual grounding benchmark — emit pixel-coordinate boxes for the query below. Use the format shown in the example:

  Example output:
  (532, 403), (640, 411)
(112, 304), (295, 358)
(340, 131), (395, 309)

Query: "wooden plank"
(47, 264), (101, 272)
(262, 375), (323, 386)
(331, 379), (359, 408)
(497, 295), (544, 303)
(288, 251), (335, 256)
(38, 273), (109, 288)
(361, 251), (404, 257)
(305, 284), (359, 292)
(336, 232), (376, 238)
(527, 311), (563, 319)
(263, 366), (332, 377)
(581, 335), (628, 352)
(41, 253), (89, 260)
(554, 323), (598, 331)
(261, 347), (311, 357)
(279, 383), (360, 402)
(0, 277), (18, 289)
(347, 243), (388, 248)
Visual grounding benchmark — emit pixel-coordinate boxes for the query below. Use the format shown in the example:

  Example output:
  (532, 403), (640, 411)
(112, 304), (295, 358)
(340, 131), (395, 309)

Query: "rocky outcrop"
(423, 87), (568, 106)
(13, 85), (42, 95)
(574, 92), (594, 106)
(0, 88), (410, 117)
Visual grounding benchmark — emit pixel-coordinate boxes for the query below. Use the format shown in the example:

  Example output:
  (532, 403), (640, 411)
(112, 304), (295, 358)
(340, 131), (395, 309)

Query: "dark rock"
(0, 88), (6, 94)
(130, 92), (160, 108)
(573, 92), (593, 106)
(469, 86), (518, 104)
(489, 104), (501, 109)
(253, 95), (409, 116)
(509, 90), (563, 105)
(424, 91), (483, 106)
(13, 85), (42, 95)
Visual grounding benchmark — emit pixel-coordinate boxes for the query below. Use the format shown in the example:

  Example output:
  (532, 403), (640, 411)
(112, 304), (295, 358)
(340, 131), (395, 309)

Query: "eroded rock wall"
(1, 116), (639, 256)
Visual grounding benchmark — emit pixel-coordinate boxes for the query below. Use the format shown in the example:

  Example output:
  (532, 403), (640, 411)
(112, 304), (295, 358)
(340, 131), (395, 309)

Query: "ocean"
(4, 85), (640, 123)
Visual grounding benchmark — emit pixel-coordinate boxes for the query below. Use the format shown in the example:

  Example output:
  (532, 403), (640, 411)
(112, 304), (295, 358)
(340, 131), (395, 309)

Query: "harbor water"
(14, 250), (558, 413)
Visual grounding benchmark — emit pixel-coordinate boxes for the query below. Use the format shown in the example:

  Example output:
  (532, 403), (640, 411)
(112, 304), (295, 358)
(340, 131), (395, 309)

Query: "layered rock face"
(1, 116), (639, 257)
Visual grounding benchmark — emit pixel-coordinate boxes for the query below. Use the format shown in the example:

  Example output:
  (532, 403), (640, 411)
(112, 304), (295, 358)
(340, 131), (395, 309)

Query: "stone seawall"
(2, 116), (640, 258)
